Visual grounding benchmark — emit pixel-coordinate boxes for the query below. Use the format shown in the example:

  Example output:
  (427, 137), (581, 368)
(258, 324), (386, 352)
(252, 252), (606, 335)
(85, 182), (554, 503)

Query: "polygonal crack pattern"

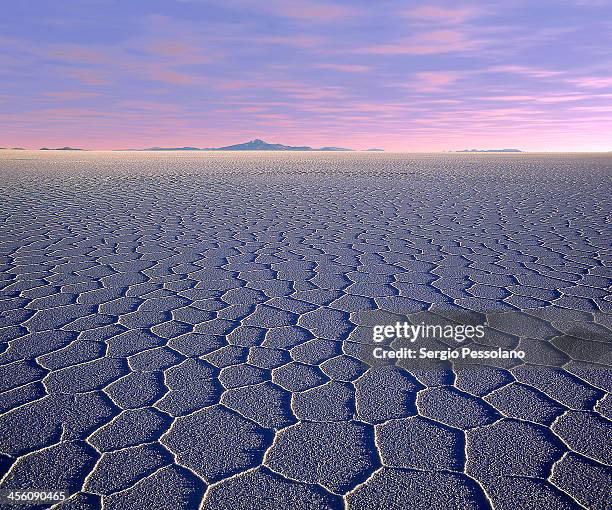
(0, 152), (610, 509)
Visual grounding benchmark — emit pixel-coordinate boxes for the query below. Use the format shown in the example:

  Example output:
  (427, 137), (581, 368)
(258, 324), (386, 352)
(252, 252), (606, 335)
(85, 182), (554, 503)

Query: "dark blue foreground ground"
(0, 152), (610, 509)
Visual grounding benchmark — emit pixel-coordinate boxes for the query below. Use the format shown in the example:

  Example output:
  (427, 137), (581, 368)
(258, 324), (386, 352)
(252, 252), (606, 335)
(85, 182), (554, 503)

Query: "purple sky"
(2, 0), (612, 151)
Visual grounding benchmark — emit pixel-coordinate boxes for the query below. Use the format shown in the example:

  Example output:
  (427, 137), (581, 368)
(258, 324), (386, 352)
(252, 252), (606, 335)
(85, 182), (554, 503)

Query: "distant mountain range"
(40, 147), (84, 151)
(455, 149), (522, 153)
(136, 139), (354, 151)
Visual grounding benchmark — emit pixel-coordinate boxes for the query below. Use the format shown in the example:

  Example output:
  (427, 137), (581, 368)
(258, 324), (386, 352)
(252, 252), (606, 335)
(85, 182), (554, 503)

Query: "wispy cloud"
(357, 30), (487, 55)
(143, 40), (211, 64)
(183, 0), (362, 21)
(65, 69), (110, 86)
(487, 65), (563, 79)
(42, 91), (101, 100)
(269, 0), (360, 20)
(480, 93), (596, 103)
(407, 5), (482, 24)
(411, 71), (461, 92)
(255, 35), (328, 48)
(571, 105), (612, 112)
(48, 45), (109, 64)
(316, 63), (372, 73)
(569, 76), (612, 88)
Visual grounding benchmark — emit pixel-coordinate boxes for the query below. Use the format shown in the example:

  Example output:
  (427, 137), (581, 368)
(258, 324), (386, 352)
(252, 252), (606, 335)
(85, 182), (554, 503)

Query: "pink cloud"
(147, 69), (195, 85)
(317, 63), (372, 73)
(207, 0), (359, 21)
(233, 78), (348, 101)
(256, 35), (328, 48)
(569, 76), (612, 88)
(480, 95), (536, 101)
(408, 5), (481, 24)
(264, 0), (360, 20)
(66, 69), (110, 85)
(237, 106), (266, 113)
(412, 71), (460, 91)
(489, 65), (562, 79)
(116, 101), (183, 113)
(145, 41), (211, 64)
(48, 45), (109, 64)
(426, 99), (462, 104)
(215, 81), (251, 91)
(37, 21), (215, 89)
(358, 30), (484, 55)
(211, 75), (351, 102)
(481, 94), (592, 103)
(42, 91), (100, 100)
(571, 106), (612, 112)
(278, 84), (346, 101)
(474, 107), (543, 118)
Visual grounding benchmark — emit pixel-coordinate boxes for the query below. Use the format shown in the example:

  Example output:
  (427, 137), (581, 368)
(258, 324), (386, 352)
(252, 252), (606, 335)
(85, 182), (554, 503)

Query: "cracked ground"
(0, 151), (610, 509)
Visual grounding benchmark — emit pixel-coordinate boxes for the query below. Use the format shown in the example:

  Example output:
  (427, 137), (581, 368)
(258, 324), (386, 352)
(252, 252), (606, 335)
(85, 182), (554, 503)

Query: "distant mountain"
(215, 139), (355, 151)
(0, 147), (26, 150)
(456, 149), (522, 153)
(215, 139), (309, 151)
(136, 139), (354, 151)
(319, 146), (354, 152)
(365, 148), (384, 152)
(40, 147), (84, 151)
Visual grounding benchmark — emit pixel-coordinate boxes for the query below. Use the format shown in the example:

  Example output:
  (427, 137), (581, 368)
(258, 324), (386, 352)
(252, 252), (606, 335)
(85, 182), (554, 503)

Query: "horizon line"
(3, 148), (612, 154)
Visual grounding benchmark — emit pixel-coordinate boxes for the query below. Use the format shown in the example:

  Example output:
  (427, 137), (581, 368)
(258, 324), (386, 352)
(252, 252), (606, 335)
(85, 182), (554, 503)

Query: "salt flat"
(0, 151), (610, 509)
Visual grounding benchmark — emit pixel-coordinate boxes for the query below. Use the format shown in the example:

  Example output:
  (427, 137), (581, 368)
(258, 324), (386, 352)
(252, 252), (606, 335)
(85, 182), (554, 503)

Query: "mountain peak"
(136, 139), (355, 151)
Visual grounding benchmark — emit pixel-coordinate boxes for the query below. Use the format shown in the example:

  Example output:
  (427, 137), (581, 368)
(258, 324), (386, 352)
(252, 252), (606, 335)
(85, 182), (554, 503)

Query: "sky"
(1, 0), (612, 151)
